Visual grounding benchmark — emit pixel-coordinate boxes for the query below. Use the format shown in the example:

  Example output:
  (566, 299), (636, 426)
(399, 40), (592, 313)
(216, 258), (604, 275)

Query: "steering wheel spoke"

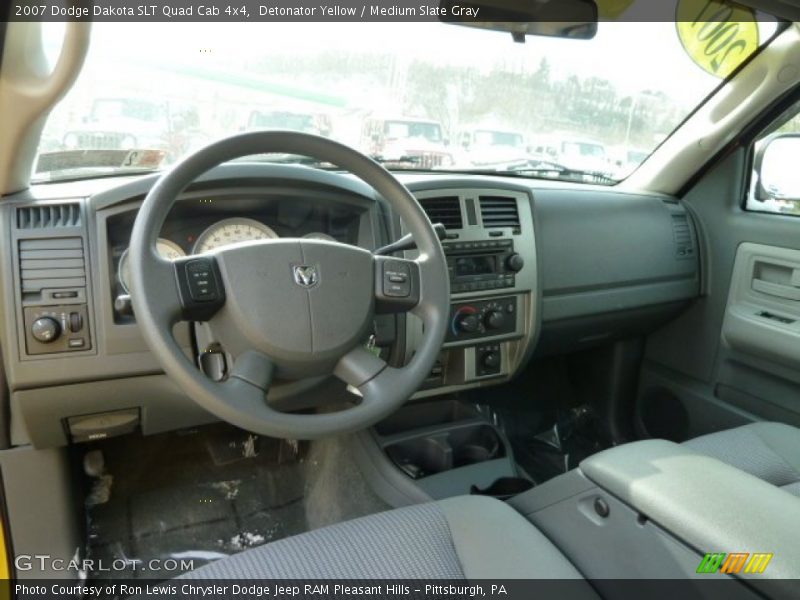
(228, 350), (275, 392)
(373, 255), (421, 314)
(333, 345), (388, 389)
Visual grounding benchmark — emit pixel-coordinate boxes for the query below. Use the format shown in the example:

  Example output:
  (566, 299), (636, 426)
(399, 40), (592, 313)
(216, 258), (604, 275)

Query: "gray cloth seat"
(684, 421), (800, 497)
(180, 495), (591, 582)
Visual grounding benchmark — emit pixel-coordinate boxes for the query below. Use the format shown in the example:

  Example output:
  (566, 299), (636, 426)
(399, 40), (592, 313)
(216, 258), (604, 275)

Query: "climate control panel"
(446, 296), (517, 343)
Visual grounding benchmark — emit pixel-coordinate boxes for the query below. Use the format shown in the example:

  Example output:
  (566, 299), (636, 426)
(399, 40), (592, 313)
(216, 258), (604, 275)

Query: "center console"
(405, 187), (538, 396)
(509, 440), (800, 598)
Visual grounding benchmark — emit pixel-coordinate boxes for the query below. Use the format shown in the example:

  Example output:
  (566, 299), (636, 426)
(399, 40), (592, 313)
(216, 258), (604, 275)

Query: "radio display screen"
(455, 255), (496, 277)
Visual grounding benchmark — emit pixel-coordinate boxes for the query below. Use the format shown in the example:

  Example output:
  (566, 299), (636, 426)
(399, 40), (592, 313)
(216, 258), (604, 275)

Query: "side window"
(747, 101), (800, 216)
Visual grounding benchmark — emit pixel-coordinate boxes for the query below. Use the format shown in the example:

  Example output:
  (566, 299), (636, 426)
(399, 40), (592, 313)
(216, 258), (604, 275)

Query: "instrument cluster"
(116, 216), (340, 294)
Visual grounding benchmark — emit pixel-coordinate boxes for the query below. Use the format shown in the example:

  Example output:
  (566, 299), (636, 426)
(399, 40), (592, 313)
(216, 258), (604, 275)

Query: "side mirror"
(755, 133), (800, 202)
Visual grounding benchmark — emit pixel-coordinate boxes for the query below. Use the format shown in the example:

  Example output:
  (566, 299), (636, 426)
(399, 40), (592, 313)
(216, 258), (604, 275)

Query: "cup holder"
(451, 425), (502, 468)
(384, 424), (505, 479)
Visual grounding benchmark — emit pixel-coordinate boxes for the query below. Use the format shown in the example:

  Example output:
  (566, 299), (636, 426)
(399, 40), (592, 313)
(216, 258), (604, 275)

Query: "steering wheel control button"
(186, 259), (218, 301)
(31, 316), (61, 343)
(383, 260), (411, 298)
(175, 257), (226, 321)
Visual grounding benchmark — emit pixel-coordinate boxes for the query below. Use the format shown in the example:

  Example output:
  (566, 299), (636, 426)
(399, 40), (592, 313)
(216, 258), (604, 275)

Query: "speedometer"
(193, 218), (278, 254)
(118, 238), (186, 294)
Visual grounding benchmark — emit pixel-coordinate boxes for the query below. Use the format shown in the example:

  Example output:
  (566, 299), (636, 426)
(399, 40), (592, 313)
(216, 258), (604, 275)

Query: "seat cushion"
(684, 422), (800, 497)
(179, 495), (588, 581)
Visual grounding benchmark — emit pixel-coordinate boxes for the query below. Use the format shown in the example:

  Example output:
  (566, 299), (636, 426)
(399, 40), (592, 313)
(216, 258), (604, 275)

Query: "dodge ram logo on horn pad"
(293, 265), (319, 288)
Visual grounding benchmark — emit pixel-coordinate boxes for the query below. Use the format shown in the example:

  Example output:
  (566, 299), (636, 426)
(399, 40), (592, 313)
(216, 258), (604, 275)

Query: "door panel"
(723, 243), (800, 372)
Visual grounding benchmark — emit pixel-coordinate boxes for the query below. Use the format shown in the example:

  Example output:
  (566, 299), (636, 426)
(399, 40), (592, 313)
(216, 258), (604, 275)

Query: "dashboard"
(0, 164), (701, 448)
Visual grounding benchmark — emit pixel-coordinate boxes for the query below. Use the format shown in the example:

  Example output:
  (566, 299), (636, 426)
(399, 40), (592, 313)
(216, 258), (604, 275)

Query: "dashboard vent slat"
(17, 203), (81, 230)
(418, 196), (463, 230)
(18, 237), (86, 293)
(479, 196), (520, 230)
(671, 214), (695, 259)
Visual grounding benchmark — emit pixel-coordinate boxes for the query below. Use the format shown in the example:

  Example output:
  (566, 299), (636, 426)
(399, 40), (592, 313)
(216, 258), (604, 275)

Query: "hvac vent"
(671, 214), (695, 259)
(19, 237), (86, 294)
(479, 196), (520, 230)
(419, 196), (463, 230)
(17, 203), (81, 230)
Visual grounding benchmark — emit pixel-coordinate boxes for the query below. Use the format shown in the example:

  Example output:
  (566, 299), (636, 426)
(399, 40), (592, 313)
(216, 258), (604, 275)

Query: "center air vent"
(418, 196), (463, 230)
(479, 196), (520, 230)
(17, 203), (81, 230)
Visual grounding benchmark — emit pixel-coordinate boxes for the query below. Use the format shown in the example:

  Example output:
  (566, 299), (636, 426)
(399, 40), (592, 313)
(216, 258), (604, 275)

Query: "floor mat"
(80, 423), (388, 580)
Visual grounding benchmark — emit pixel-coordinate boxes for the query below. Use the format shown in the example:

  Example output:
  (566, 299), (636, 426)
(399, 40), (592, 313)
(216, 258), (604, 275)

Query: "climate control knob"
(506, 253), (524, 272)
(457, 313), (481, 333)
(31, 317), (61, 344)
(484, 310), (506, 330)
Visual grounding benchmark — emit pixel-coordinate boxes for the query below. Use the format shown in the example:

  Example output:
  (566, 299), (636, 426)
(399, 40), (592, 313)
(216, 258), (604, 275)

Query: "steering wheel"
(129, 132), (449, 439)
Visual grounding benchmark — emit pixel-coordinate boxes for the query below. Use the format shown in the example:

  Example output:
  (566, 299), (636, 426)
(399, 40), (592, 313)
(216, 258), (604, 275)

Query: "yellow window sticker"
(676, 0), (760, 78)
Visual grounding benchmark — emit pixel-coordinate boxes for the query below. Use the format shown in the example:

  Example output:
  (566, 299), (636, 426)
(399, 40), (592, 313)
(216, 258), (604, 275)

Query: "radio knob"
(457, 313), (480, 333)
(31, 316), (61, 343)
(506, 253), (524, 272)
(484, 310), (506, 330)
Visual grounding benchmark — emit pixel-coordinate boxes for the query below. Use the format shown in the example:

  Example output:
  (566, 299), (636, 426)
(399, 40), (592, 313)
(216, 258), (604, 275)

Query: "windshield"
(35, 17), (778, 183)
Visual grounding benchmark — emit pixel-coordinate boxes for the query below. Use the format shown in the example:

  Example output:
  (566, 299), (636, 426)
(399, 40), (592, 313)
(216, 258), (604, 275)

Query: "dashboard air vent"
(479, 196), (520, 230)
(17, 203), (81, 230)
(19, 237), (86, 293)
(418, 196), (463, 229)
(671, 214), (695, 259)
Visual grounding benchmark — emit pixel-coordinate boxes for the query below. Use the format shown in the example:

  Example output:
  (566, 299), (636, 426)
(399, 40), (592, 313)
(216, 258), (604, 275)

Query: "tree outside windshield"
(36, 19), (776, 182)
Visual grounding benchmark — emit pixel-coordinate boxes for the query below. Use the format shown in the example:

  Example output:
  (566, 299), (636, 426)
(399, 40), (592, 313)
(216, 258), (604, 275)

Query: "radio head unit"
(444, 239), (524, 293)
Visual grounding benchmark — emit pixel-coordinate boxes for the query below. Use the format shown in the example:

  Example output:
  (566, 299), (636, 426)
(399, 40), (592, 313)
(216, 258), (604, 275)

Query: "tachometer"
(193, 218), (278, 254)
(118, 238), (186, 293)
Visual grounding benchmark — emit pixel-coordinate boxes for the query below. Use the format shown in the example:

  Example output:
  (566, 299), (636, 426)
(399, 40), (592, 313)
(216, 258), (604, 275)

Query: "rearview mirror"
(440, 0), (598, 42)
(755, 134), (800, 202)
